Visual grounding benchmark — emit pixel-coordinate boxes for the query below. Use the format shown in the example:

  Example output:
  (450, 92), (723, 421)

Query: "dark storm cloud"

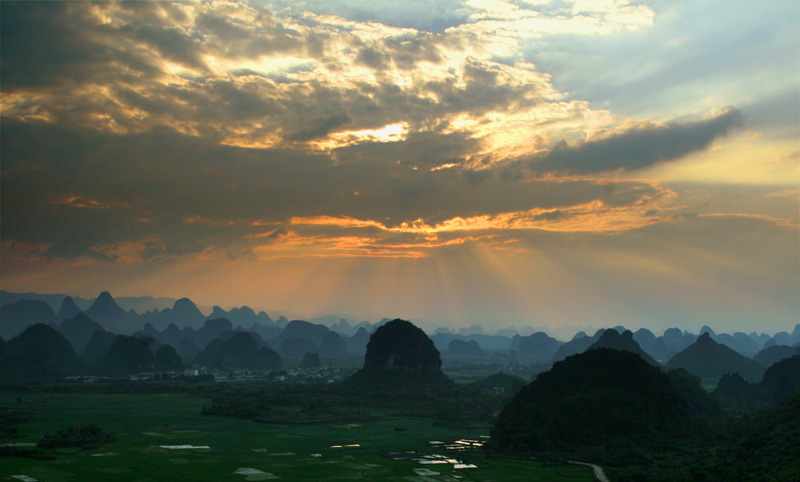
(37, 234), (118, 262)
(288, 111), (354, 141)
(128, 24), (208, 71)
(356, 47), (389, 70)
(0, 119), (663, 259)
(532, 108), (744, 173)
(0, 2), (156, 91)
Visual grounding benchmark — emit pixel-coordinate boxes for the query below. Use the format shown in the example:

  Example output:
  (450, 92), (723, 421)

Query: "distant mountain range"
(2, 290), (799, 384)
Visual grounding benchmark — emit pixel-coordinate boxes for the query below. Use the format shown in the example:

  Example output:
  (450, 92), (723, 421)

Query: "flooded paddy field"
(0, 392), (593, 482)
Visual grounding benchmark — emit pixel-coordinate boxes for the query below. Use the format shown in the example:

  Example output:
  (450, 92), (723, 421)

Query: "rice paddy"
(1, 391), (594, 481)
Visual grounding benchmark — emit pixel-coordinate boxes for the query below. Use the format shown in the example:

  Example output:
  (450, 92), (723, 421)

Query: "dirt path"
(568, 461), (609, 482)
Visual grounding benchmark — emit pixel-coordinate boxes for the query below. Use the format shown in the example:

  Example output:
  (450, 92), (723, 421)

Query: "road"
(568, 461), (609, 482)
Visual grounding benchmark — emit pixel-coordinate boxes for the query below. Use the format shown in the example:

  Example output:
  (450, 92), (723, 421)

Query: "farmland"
(0, 390), (593, 482)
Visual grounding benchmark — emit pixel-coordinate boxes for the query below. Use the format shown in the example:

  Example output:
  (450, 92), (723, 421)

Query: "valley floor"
(0, 391), (593, 482)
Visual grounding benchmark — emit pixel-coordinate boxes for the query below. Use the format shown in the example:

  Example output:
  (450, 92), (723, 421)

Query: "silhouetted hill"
(152, 297), (205, 330)
(510, 332), (560, 362)
(58, 313), (104, 354)
(760, 354), (800, 404)
(346, 327), (370, 355)
(219, 329), (267, 347)
(363, 319), (441, 373)
(209, 305), (272, 328)
(666, 333), (765, 382)
(432, 332), (513, 352)
(0, 299), (55, 339)
(137, 334), (163, 355)
(247, 322), (283, 342)
(552, 328), (606, 362)
(491, 348), (690, 453)
(588, 329), (659, 366)
(458, 324), (486, 336)
(194, 331), (281, 370)
(316, 331), (348, 359)
(708, 392), (800, 481)
(345, 319), (452, 394)
(154, 345), (183, 371)
(114, 295), (180, 313)
(666, 368), (722, 418)
(661, 327), (697, 355)
(632, 328), (657, 353)
(55, 296), (83, 324)
(0, 324), (79, 380)
(330, 318), (354, 336)
(194, 318), (234, 348)
(83, 329), (117, 361)
(95, 335), (155, 375)
(84, 292), (133, 334)
(300, 352), (321, 368)
(447, 339), (485, 358)
(714, 331), (759, 357)
(177, 337), (201, 361)
(275, 320), (330, 346)
(753, 344), (800, 368)
(647, 336), (673, 362)
(712, 372), (765, 412)
(141, 322), (183, 348)
(279, 336), (317, 360)
(0, 291), (95, 312)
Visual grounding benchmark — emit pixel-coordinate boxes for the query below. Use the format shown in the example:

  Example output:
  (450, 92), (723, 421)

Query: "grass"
(0, 391), (593, 482)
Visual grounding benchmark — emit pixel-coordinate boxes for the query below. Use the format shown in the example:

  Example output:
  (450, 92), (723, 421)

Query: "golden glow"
(309, 123), (410, 151)
(291, 198), (667, 237)
(53, 196), (128, 209)
(643, 135), (800, 186)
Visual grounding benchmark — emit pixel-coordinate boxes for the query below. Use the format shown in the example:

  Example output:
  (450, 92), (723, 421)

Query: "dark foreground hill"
(490, 348), (691, 453)
(712, 391), (800, 481)
(760, 354), (800, 404)
(713, 355), (800, 412)
(665, 332), (765, 382)
(613, 391), (800, 482)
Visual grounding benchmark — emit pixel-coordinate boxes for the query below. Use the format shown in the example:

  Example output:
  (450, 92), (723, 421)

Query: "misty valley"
(0, 291), (798, 482)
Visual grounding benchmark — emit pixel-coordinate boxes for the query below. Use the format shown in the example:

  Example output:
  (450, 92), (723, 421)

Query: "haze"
(1, 0), (798, 334)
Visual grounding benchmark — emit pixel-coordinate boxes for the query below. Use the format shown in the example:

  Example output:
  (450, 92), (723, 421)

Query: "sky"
(1, 0), (798, 335)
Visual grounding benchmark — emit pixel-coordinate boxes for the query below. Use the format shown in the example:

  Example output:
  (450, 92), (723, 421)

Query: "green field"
(0, 391), (593, 482)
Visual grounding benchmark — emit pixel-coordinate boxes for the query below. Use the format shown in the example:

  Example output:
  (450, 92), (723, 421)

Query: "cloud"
(0, 2), (786, 265)
(1, 116), (676, 261)
(531, 108), (744, 173)
(288, 111), (354, 141)
(0, 0), (600, 159)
